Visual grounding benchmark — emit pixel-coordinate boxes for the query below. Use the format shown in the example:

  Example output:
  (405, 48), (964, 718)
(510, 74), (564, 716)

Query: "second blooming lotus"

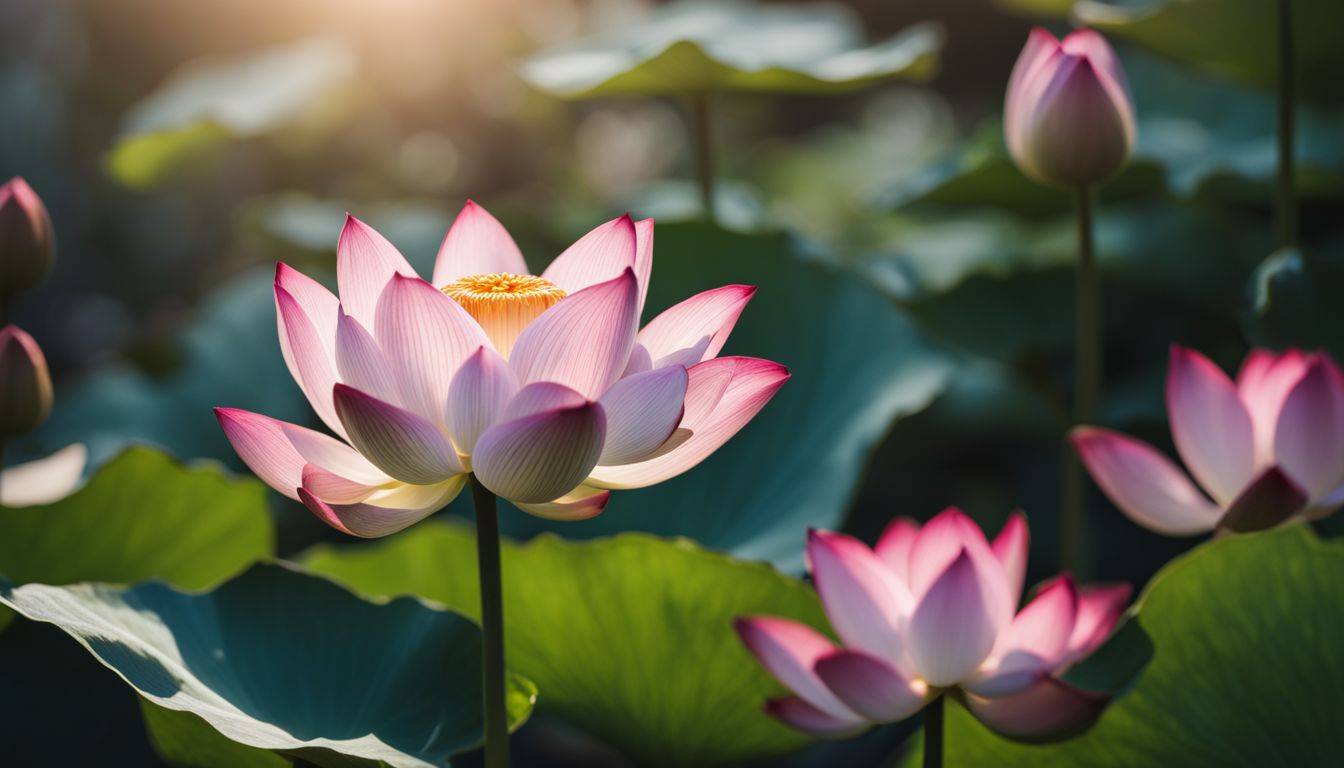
(1074, 346), (1344, 535)
(216, 203), (787, 535)
(737, 509), (1130, 740)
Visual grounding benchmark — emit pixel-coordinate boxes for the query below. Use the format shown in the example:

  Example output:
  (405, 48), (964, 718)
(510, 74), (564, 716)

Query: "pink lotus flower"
(1073, 346), (1344, 536)
(216, 202), (787, 535)
(736, 509), (1130, 741)
(1005, 28), (1135, 188)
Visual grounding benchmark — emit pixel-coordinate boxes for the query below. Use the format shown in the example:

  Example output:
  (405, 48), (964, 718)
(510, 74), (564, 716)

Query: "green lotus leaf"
(1074, 0), (1344, 106)
(1245, 244), (1344, 361)
(0, 446), (273, 630)
(303, 522), (829, 766)
(898, 525), (1344, 766)
(522, 0), (942, 98)
(495, 222), (953, 570)
(0, 562), (535, 768)
(106, 38), (357, 189)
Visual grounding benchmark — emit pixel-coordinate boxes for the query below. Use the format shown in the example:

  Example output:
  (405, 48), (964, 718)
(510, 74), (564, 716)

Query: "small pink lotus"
(1005, 28), (1136, 188)
(1074, 346), (1344, 535)
(216, 202), (787, 535)
(736, 508), (1130, 740)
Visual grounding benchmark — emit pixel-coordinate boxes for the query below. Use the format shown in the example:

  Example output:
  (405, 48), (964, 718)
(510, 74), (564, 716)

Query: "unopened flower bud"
(0, 177), (55, 307)
(0, 325), (53, 438)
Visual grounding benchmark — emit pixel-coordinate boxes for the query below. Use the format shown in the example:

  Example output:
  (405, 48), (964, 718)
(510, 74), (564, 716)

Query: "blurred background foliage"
(2, 0), (1344, 765)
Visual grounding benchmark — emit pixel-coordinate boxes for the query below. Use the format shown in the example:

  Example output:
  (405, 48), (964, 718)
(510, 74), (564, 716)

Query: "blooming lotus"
(1073, 346), (1344, 536)
(216, 202), (787, 535)
(1005, 28), (1135, 188)
(736, 509), (1130, 741)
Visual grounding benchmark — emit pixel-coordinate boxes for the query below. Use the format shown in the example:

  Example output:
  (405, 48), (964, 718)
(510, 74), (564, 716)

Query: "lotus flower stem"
(1276, 0), (1297, 248)
(470, 476), (510, 768)
(1063, 185), (1099, 571)
(690, 94), (717, 224)
(923, 694), (944, 768)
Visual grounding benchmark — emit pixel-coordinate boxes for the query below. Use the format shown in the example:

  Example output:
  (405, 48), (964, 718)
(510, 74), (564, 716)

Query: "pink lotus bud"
(0, 325), (53, 438)
(0, 177), (55, 307)
(1004, 28), (1136, 188)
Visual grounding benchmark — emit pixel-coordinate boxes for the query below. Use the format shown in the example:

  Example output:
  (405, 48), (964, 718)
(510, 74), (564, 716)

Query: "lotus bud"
(1005, 28), (1136, 188)
(0, 177), (55, 307)
(0, 325), (53, 438)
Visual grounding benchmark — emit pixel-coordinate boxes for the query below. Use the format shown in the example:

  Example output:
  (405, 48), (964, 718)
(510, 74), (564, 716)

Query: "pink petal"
(1019, 53), (1135, 186)
(471, 400), (606, 503)
(446, 346), (518, 457)
(1218, 465), (1308, 533)
(1065, 583), (1131, 664)
(1272, 359), (1344, 501)
(633, 284), (756, 371)
(374, 274), (492, 425)
(502, 381), (589, 419)
(540, 214), (638, 296)
(1060, 29), (1134, 126)
(733, 616), (859, 721)
(907, 550), (1002, 687)
(814, 650), (928, 722)
(0, 444), (86, 506)
(274, 263), (339, 373)
(596, 365), (688, 465)
(633, 218), (654, 315)
(965, 575), (1078, 697)
(807, 530), (913, 663)
(335, 311), (400, 405)
(907, 508), (1014, 628)
(1071, 426), (1222, 535)
(1167, 346), (1256, 506)
(431, 200), (529, 286)
(509, 269), (640, 400)
(1237, 348), (1310, 466)
(301, 463), (381, 504)
(874, 516), (919, 583)
(962, 676), (1108, 741)
(275, 285), (345, 439)
(299, 477), (465, 538)
(1005, 27), (1062, 161)
(336, 215), (417, 329)
(584, 356), (789, 489)
(512, 484), (610, 521)
(991, 512), (1030, 607)
(763, 696), (867, 737)
(332, 384), (464, 484)
(214, 408), (384, 500)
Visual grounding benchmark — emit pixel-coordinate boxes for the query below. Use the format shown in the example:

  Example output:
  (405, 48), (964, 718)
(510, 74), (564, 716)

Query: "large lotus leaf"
(106, 38), (357, 189)
(1074, 0), (1343, 106)
(497, 222), (953, 569)
(0, 446), (273, 630)
(864, 202), (1262, 360)
(898, 524), (1344, 766)
(0, 562), (536, 768)
(303, 522), (829, 766)
(522, 0), (942, 98)
(1245, 244), (1344, 361)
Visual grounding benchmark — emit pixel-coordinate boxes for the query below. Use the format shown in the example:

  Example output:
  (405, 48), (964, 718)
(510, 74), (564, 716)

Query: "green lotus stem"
(471, 476), (509, 768)
(1063, 184), (1099, 572)
(1277, 0), (1297, 248)
(923, 694), (944, 768)
(690, 93), (717, 224)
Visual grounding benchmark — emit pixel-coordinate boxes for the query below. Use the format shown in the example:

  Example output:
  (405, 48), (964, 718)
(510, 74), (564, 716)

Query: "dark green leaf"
(522, 1), (941, 98)
(0, 562), (535, 768)
(303, 522), (829, 766)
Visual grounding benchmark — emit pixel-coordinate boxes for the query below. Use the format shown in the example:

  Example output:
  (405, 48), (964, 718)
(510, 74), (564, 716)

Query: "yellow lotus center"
(442, 273), (566, 357)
